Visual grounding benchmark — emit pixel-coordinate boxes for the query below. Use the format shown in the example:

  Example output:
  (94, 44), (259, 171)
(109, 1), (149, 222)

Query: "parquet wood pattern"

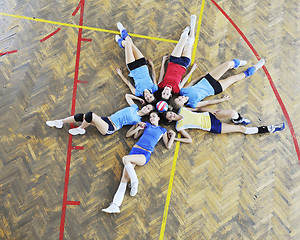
(0, 0), (299, 239)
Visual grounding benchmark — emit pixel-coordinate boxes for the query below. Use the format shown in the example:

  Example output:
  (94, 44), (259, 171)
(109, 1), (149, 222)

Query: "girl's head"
(149, 111), (160, 125)
(140, 104), (155, 116)
(143, 89), (156, 104)
(173, 95), (189, 108)
(161, 85), (172, 101)
(163, 111), (178, 123)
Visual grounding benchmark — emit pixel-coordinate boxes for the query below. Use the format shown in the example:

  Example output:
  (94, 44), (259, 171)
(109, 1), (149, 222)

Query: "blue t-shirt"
(136, 122), (167, 152)
(179, 78), (214, 108)
(128, 65), (158, 97)
(110, 104), (141, 130)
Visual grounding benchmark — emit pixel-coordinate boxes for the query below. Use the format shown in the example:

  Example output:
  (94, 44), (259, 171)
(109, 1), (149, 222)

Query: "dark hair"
(143, 89), (157, 105)
(168, 98), (181, 112)
(153, 88), (171, 103)
(160, 111), (172, 125)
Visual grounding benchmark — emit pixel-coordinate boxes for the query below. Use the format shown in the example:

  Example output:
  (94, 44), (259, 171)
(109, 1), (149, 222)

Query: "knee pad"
(85, 111), (93, 123)
(187, 37), (195, 45)
(74, 113), (84, 122)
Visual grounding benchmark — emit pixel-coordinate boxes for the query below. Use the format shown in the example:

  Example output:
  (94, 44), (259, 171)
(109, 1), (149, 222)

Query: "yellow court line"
(0, 12), (178, 43)
(159, 1), (206, 239)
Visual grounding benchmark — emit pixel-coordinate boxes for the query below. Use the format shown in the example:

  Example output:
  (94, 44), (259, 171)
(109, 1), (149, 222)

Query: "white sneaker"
(102, 203), (120, 214)
(46, 120), (63, 128)
(182, 26), (190, 34)
(117, 22), (125, 33)
(69, 127), (86, 135)
(115, 34), (121, 42)
(253, 59), (265, 71)
(190, 15), (196, 29)
(233, 60), (247, 69)
(130, 181), (139, 197)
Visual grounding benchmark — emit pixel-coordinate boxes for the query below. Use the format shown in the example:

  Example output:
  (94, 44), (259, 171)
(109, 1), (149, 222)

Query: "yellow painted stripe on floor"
(0, 12), (178, 43)
(159, 1), (206, 239)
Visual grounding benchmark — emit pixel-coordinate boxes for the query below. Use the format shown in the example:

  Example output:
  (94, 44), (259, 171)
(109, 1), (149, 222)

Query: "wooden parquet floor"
(0, 0), (300, 239)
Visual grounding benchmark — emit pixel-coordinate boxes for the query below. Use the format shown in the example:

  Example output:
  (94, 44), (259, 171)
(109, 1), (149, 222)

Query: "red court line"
(210, 0), (300, 163)
(72, 146), (84, 150)
(66, 201), (81, 205)
(59, 0), (86, 239)
(40, 28), (61, 42)
(72, 0), (83, 16)
(81, 38), (92, 42)
(0, 50), (18, 56)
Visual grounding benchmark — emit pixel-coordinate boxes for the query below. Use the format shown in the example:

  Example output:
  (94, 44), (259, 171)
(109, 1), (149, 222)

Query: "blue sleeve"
(152, 84), (158, 93)
(145, 122), (151, 128)
(161, 127), (167, 134)
(179, 88), (186, 95)
(131, 104), (138, 109)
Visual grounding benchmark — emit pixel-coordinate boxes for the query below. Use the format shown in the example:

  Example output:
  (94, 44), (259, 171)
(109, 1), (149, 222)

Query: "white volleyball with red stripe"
(156, 101), (168, 113)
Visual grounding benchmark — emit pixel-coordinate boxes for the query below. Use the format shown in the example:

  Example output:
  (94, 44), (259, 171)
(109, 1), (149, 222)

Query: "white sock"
(112, 182), (127, 206)
(186, 37), (194, 45)
(244, 127), (259, 134)
(125, 163), (138, 183)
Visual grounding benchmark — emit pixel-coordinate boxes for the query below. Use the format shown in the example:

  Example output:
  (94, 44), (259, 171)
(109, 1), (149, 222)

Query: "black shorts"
(127, 58), (147, 71)
(205, 73), (223, 94)
(101, 117), (116, 135)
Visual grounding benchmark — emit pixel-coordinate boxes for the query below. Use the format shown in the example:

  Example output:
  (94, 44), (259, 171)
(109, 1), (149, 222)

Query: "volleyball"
(156, 101), (168, 113)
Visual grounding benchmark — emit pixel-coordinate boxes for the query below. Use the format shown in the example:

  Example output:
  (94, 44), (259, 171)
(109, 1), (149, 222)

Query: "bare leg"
(214, 109), (238, 121)
(218, 72), (246, 91)
(209, 61), (235, 80)
(171, 29), (189, 57)
(90, 113), (109, 135)
(125, 37), (144, 60)
(61, 116), (76, 124)
(124, 39), (136, 64)
(221, 123), (246, 134)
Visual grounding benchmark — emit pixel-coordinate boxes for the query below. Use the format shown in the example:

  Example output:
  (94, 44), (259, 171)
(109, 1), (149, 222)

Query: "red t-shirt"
(158, 62), (186, 93)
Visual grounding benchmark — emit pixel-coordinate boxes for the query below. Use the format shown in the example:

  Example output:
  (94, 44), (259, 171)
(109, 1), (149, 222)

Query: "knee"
(225, 61), (234, 69)
(84, 111), (93, 123)
(74, 113), (84, 122)
(122, 156), (129, 165)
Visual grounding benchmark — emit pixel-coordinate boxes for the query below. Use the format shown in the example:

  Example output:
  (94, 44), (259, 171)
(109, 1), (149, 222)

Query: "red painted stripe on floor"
(0, 49), (18, 56)
(72, 146), (84, 150)
(40, 28), (61, 42)
(81, 38), (92, 42)
(59, 0), (86, 239)
(72, 0), (83, 16)
(66, 201), (81, 205)
(210, 0), (300, 162)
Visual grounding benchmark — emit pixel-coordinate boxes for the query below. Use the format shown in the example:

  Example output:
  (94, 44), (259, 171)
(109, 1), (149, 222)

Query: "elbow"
(187, 138), (193, 144)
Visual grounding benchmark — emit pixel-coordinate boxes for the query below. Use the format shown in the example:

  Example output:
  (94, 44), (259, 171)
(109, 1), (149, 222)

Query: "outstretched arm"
(147, 59), (157, 85)
(126, 122), (146, 138)
(179, 63), (198, 89)
(157, 55), (169, 84)
(163, 130), (176, 149)
(116, 68), (136, 95)
(195, 95), (231, 109)
(125, 93), (145, 106)
(174, 129), (193, 143)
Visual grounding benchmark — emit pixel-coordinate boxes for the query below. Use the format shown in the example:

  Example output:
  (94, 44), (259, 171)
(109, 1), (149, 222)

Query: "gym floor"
(0, 0), (299, 239)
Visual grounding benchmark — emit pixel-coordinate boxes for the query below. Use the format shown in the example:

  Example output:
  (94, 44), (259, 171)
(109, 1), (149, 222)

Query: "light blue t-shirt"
(128, 65), (158, 97)
(110, 104), (141, 130)
(136, 122), (167, 152)
(179, 78), (215, 108)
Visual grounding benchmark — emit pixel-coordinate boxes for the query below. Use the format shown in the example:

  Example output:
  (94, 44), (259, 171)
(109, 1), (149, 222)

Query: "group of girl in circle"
(46, 15), (285, 213)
